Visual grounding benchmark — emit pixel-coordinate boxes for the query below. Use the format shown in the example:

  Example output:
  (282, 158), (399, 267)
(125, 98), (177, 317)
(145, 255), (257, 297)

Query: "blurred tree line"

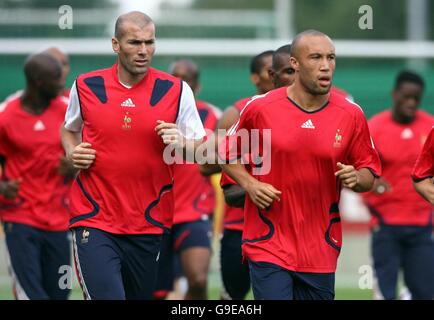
(192, 0), (433, 40)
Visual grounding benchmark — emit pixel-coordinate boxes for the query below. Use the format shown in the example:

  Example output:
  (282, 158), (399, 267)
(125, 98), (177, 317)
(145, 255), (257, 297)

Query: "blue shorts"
(372, 224), (434, 299)
(249, 260), (335, 300)
(154, 218), (211, 296)
(72, 227), (162, 300)
(3, 222), (71, 300)
(220, 229), (250, 299)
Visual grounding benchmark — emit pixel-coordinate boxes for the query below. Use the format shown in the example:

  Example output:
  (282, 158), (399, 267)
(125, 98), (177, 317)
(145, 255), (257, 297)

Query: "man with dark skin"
(42, 47), (71, 97)
(0, 53), (72, 299)
(363, 71), (434, 300)
(268, 44), (295, 89)
(221, 30), (380, 300)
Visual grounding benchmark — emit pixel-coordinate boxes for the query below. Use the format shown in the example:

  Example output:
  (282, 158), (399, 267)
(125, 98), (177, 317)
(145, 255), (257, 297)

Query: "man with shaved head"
(42, 47), (71, 97)
(221, 30), (381, 299)
(268, 44), (295, 89)
(61, 12), (206, 299)
(0, 53), (72, 299)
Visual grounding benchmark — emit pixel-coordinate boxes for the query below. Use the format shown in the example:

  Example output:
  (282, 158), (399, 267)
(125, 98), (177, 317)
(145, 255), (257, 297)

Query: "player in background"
(268, 44), (295, 89)
(221, 30), (381, 300)
(0, 53), (74, 299)
(154, 59), (221, 300)
(61, 11), (206, 300)
(218, 48), (295, 300)
(413, 126), (434, 205)
(363, 71), (434, 300)
(0, 47), (70, 109)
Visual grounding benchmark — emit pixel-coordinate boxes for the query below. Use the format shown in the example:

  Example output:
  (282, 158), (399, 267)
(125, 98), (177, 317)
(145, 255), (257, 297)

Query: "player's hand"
(69, 142), (96, 170)
(335, 162), (359, 189)
(244, 180), (281, 210)
(0, 178), (22, 200)
(58, 156), (78, 177)
(372, 177), (391, 195)
(155, 120), (185, 148)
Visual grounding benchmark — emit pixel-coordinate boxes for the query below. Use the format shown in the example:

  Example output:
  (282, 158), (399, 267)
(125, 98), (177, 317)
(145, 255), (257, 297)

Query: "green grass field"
(0, 284), (373, 300)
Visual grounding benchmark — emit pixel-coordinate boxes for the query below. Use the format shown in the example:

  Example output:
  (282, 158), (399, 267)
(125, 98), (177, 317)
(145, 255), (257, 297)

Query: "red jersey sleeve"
(412, 126), (434, 181)
(345, 107), (382, 177)
(219, 100), (256, 164)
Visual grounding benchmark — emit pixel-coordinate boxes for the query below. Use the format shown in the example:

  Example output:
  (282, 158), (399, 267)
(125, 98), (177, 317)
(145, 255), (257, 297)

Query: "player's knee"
(188, 273), (208, 291)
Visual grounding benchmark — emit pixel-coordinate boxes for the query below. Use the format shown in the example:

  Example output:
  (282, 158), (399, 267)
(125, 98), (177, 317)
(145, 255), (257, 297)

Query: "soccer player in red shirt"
(0, 47), (71, 109)
(61, 12), (206, 300)
(0, 53), (73, 299)
(154, 59), (220, 300)
(363, 71), (434, 300)
(413, 126), (434, 204)
(213, 50), (275, 300)
(268, 44), (295, 89)
(221, 30), (381, 300)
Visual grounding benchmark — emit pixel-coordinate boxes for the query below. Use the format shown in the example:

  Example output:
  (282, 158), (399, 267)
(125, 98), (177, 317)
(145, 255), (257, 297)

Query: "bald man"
(221, 30), (381, 300)
(42, 47), (71, 97)
(61, 11), (206, 299)
(0, 53), (72, 299)
(268, 44), (295, 89)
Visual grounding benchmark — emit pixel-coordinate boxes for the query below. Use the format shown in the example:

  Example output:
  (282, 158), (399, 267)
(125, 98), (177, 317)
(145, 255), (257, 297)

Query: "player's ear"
(290, 56), (299, 72)
(112, 37), (120, 53)
(250, 73), (260, 86)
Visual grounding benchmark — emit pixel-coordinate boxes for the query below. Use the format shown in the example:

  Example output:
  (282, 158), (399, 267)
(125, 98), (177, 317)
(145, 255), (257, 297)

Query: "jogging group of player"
(0, 11), (433, 300)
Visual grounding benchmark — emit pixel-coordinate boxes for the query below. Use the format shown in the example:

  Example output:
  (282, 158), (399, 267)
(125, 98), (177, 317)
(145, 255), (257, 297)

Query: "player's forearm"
(61, 126), (81, 159)
(352, 168), (375, 193)
(221, 162), (256, 191)
(180, 138), (204, 163)
(413, 178), (434, 205)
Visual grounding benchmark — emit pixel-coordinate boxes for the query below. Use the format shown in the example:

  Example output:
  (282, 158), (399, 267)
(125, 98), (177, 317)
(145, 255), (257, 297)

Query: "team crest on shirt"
(400, 128), (414, 139)
(334, 129), (343, 148)
(81, 229), (90, 244)
(122, 111), (132, 130)
(33, 120), (46, 131)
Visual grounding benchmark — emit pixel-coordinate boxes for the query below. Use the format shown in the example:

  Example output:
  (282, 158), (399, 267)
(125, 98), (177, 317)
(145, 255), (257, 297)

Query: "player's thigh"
(402, 227), (434, 299)
(220, 229), (250, 299)
(248, 260), (293, 300)
(72, 227), (124, 300)
(41, 230), (71, 300)
(173, 219), (212, 254)
(371, 226), (402, 275)
(121, 234), (162, 300)
(293, 272), (335, 300)
(371, 226), (402, 299)
(3, 222), (48, 299)
(154, 231), (175, 299)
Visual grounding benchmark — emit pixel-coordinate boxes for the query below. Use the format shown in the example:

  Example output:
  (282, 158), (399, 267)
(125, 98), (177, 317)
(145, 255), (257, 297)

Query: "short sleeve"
(64, 81), (83, 132)
(176, 81), (206, 140)
(412, 127), (434, 181)
(345, 108), (382, 177)
(219, 99), (256, 164)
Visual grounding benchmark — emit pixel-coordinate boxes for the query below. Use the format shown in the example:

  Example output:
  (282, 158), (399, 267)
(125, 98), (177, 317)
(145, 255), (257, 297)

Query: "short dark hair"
(250, 50), (274, 74)
(394, 70), (425, 90)
(272, 44), (291, 69)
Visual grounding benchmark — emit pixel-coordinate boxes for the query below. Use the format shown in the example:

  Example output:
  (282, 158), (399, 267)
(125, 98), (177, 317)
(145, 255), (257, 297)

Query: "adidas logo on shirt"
(33, 120), (46, 131)
(301, 119), (315, 129)
(121, 98), (135, 108)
